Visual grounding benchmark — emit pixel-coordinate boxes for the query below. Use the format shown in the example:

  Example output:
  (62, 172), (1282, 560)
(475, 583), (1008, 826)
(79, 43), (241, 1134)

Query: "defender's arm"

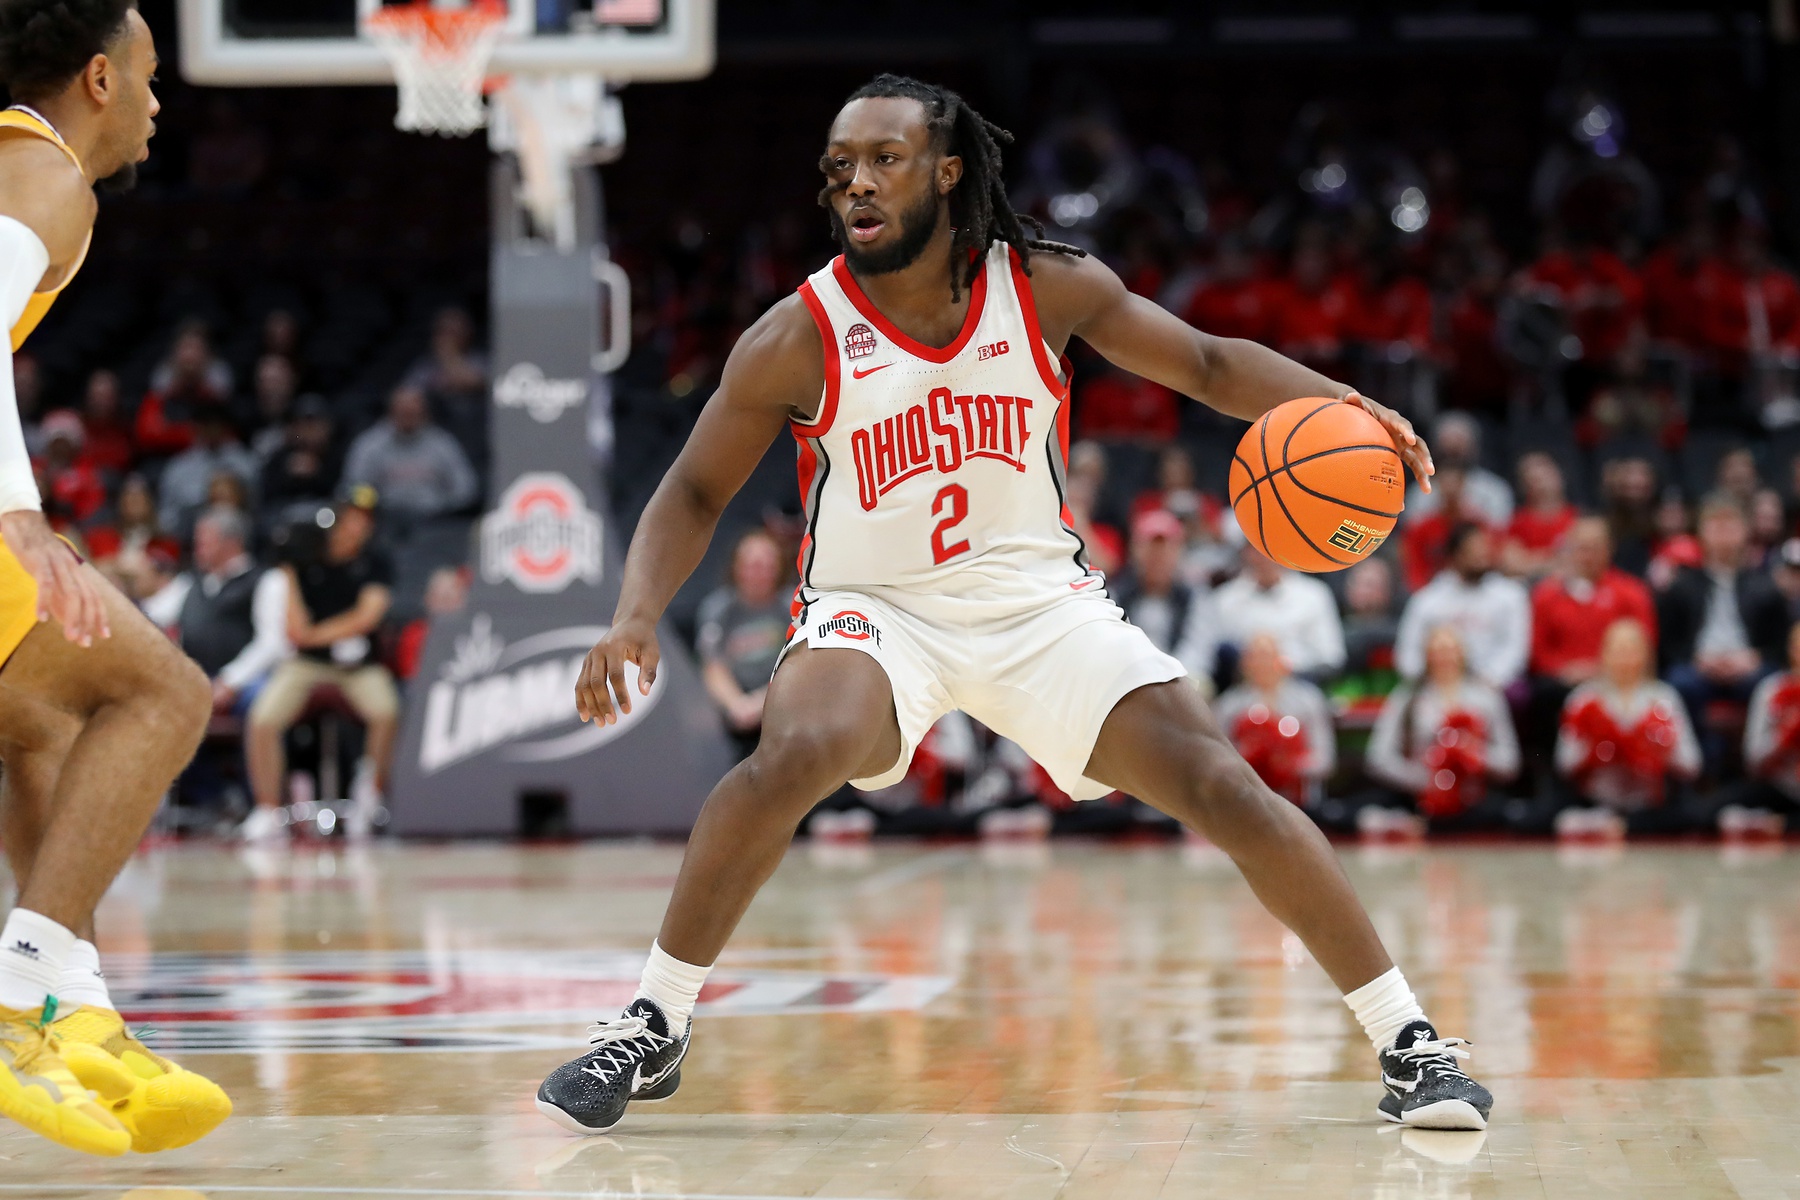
(575, 294), (824, 724)
(1028, 251), (1433, 490)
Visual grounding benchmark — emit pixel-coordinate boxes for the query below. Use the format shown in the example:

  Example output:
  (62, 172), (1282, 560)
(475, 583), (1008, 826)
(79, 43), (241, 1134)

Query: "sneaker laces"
(1394, 1034), (1474, 1082)
(2, 997), (61, 1078)
(579, 1013), (672, 1079)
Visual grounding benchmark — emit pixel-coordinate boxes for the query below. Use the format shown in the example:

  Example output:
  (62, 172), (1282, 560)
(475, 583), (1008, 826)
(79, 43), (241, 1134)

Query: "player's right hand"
(0, 510), (110, 648)
(575, 617), (660, 725)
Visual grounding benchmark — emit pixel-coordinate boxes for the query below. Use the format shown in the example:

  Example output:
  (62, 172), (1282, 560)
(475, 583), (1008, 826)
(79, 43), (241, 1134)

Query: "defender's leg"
(1084, 680), (1391, 992)
(656, 643), (902, 964)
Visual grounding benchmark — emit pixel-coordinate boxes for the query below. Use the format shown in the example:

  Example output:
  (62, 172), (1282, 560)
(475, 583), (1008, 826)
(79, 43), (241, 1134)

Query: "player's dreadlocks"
(822, 73), (1085, 301)
(0, 0), (134, 104)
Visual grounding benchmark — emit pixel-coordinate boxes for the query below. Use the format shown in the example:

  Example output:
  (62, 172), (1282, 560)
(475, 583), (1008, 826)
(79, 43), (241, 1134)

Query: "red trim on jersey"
(793, 280), (842, 437)
(792, 437), (821, 612)
(830, 254), (988, 364)
(1008, 248), (1072, 399)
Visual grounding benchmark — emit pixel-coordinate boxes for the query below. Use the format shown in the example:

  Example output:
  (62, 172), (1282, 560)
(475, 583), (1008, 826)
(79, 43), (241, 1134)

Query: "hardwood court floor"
(0, 838), (1795, 1198)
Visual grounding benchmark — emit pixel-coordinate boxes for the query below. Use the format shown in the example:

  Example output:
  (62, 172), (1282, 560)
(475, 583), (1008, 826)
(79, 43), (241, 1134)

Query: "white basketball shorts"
(781, 586), (1186, 800)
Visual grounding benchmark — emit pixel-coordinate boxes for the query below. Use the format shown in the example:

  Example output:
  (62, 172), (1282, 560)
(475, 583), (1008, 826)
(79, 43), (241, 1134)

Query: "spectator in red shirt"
(1441, 244), (1512, 416)
(1334, 244), (1433, 353)
(1692, 221), (1800, 380)
(1265, 241), (1346, 370)
(1527, 515), (1658, 755)
(1400, 466), (1492, 592)
(1525, 238), (1645, 365)
(1640, 216), (1713, 352)
(78, 369), (134, 478)
(1184, 235), (1272, 343)
(135, 321), (235, 461)
(1074, 363), (1180, 442)
(36, 411), (108, 526)
(1501, 452), (1577, 578)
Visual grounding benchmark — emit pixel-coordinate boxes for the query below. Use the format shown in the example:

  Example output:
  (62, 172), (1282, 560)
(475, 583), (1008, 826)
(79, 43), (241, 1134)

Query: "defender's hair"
(0, 0), (135, 104)
(822, 73), (1085, 300)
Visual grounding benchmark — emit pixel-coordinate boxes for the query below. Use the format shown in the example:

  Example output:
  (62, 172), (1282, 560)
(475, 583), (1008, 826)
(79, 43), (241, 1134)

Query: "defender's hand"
(1344, 391), (1434, 494)
(574, 617), (660, 725)
(0, 510), (109, 647)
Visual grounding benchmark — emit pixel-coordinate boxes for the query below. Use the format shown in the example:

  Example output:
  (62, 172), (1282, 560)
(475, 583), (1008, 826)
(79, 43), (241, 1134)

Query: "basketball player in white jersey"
(0, 0), (230, 1156)
(538, 75), (1492, 1133)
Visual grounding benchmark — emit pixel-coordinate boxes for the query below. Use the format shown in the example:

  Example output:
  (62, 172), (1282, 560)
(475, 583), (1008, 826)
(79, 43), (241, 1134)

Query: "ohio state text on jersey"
(790, 242), (1098, 611)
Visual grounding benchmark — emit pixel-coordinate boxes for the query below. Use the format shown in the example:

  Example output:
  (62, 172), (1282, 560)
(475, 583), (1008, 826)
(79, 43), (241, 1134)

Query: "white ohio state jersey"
(789, 241), (1099, 616)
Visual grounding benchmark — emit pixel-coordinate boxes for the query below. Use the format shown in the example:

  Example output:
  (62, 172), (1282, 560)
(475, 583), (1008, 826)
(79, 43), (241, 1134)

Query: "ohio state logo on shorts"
(819, 610), (881, 646)
(480, 472), (603, 594)
(843, 323), (878, 360)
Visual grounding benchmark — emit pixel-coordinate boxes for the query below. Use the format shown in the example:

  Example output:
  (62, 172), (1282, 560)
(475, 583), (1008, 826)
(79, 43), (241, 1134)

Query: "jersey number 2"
(931, 483), (971, 565)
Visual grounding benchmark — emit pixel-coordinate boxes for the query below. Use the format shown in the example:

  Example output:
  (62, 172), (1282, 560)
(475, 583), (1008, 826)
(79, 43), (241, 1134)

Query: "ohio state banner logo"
(480, 472), (603, 594)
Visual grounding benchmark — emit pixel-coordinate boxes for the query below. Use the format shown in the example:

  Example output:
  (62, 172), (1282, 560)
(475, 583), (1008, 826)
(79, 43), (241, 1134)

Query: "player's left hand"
(1344, 391), (1433, 494)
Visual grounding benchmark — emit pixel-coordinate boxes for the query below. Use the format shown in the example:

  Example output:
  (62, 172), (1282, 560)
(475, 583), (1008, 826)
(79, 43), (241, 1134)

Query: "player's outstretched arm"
(574, 295), (823, 725)
(1027, 251), (1433, 491)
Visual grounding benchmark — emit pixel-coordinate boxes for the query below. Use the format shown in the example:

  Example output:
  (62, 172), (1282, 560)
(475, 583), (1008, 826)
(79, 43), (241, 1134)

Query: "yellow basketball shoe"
(0, 999), (131, 1156)
(53, 1005), (231, 1153)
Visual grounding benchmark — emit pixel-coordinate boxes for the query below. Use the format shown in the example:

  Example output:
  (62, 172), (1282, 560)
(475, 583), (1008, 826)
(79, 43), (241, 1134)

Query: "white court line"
(0, 1186), (888, 1200)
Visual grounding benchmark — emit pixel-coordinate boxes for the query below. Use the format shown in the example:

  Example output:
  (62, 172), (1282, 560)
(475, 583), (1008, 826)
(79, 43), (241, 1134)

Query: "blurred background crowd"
(10, 0), (1800, 840)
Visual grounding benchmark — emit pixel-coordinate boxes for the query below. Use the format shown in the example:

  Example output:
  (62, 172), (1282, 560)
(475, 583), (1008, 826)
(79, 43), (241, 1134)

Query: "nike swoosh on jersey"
(851, 363), (893, 379)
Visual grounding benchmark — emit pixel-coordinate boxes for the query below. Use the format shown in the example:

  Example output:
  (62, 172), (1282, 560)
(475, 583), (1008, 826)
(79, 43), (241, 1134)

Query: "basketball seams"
(1265, 468), (1354, 569)
(1281, 458), (1404, 521)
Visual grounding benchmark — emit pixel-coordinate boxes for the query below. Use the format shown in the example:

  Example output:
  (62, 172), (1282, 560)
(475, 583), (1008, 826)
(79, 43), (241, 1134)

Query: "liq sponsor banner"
(390, 220), (732, 835)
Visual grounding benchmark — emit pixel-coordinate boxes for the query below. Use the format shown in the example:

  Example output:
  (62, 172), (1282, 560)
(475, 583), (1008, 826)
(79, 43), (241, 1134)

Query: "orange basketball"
(1228, 398), (1404, 573)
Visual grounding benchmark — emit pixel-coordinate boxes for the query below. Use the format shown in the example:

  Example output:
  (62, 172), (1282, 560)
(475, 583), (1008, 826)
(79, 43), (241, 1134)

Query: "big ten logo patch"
(1327, 519), (1388, 557)
(819, 610), (881, 646)
(844, 323), (878, 360)
(977, 340), (1010, 361)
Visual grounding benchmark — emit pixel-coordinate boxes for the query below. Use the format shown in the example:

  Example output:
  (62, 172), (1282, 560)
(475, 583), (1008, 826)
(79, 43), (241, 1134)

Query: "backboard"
(178, 0), (714, 86)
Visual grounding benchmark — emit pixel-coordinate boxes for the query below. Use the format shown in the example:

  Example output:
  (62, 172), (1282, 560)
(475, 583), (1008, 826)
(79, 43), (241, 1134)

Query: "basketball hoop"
(365, 0), (508, 137)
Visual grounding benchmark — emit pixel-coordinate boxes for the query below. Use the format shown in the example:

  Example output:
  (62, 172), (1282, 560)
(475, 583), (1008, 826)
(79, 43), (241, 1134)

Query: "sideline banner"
(389, 210), (732, 835)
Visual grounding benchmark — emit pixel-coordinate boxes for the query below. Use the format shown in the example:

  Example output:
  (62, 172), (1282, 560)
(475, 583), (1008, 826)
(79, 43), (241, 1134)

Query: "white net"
(366, 1), (507, 137)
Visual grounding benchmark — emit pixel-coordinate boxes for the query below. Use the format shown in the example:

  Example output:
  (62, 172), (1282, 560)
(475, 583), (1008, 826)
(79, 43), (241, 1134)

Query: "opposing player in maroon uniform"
(538, 76), (1492, 1134)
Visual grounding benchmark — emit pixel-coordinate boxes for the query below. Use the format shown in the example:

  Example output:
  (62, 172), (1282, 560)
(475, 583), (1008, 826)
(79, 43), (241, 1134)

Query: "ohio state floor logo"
(481, 472), (603, 594)
(100, 950), (951, 1053)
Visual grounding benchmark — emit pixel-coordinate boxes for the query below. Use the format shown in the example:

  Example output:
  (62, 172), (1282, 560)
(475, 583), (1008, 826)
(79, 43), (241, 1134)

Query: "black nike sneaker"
(1376, 1018), (1493, 1130)
(536, 998), (690, 1134)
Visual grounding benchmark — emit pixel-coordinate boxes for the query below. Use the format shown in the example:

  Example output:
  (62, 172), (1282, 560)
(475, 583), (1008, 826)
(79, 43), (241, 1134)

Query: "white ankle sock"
(1344, 965), (1427, 1051)
(633, 940), (712, 1037)
(56, 940), (115, 1012)
(0, 909), (76, 1013)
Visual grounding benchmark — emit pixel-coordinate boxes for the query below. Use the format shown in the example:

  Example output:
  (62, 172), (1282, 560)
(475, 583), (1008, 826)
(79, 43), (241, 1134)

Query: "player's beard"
(96, 164), (138, 194)
(830, 188), (944, 277)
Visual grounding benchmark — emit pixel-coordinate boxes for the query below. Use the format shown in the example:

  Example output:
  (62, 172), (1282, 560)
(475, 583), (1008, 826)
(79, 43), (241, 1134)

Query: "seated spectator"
(1401, 465), (1491, 591)
(1717, 620), (1800, 832)
(1113, 510), (1217, 690)
(1714, 446), (1760, 510)
(404, 306), (491, 473)
(136, 320), (234, 460)
(1212, 544), (1345, 681)
(1750, 487), (1787, 565)
(245, 487), (398, 842)
(1213, 632), (1334, 807)
(141, 506), (288, 717)
(1693, 220), (1800, 381)
(1404, 411), (1513, 528)
(343, 385), (479, 523)
(243, 354), (298, 463)
(1500, 452), (1576, 578)
(87, 474), (181, 598)
(1363, 625), (1521, 828)
(1524, 235), (1645, 378)
(1330, 556), (1401, 714)
(1130, 445), (1217, 529)
(1441, 242), (1512, 415)
(393, 566), (470, 682)
(35, 411), (106, 527)
(1264, 240), (1345, 370)
(1600, 454), (1659, 577)
(261, 394), (343, 514)
(1396, 523), (1531, 693)
(12, 350), (44, 457)
(1555, 618), (1703, 835)
(1183, 234), (1271, 342)
(1772, 538), (1800, 623)
(1528, 516), (1657, 729)
(1641, 215), (1712, 351)
(1334, 241), (1433, 357)
(78, 369), (133, 477)
(1064, 442), (1123, 575)
(697, 529), (791, 759)
(1645, 489), (1700, 590)
(1658, 494), (1789, 769)
(158, 408), (259, 539)
(1074, 363), (1179, 442)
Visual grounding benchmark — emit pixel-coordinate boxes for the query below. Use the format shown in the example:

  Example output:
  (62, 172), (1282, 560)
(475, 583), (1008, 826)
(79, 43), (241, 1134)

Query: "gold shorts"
(0, 531), (41, 670)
